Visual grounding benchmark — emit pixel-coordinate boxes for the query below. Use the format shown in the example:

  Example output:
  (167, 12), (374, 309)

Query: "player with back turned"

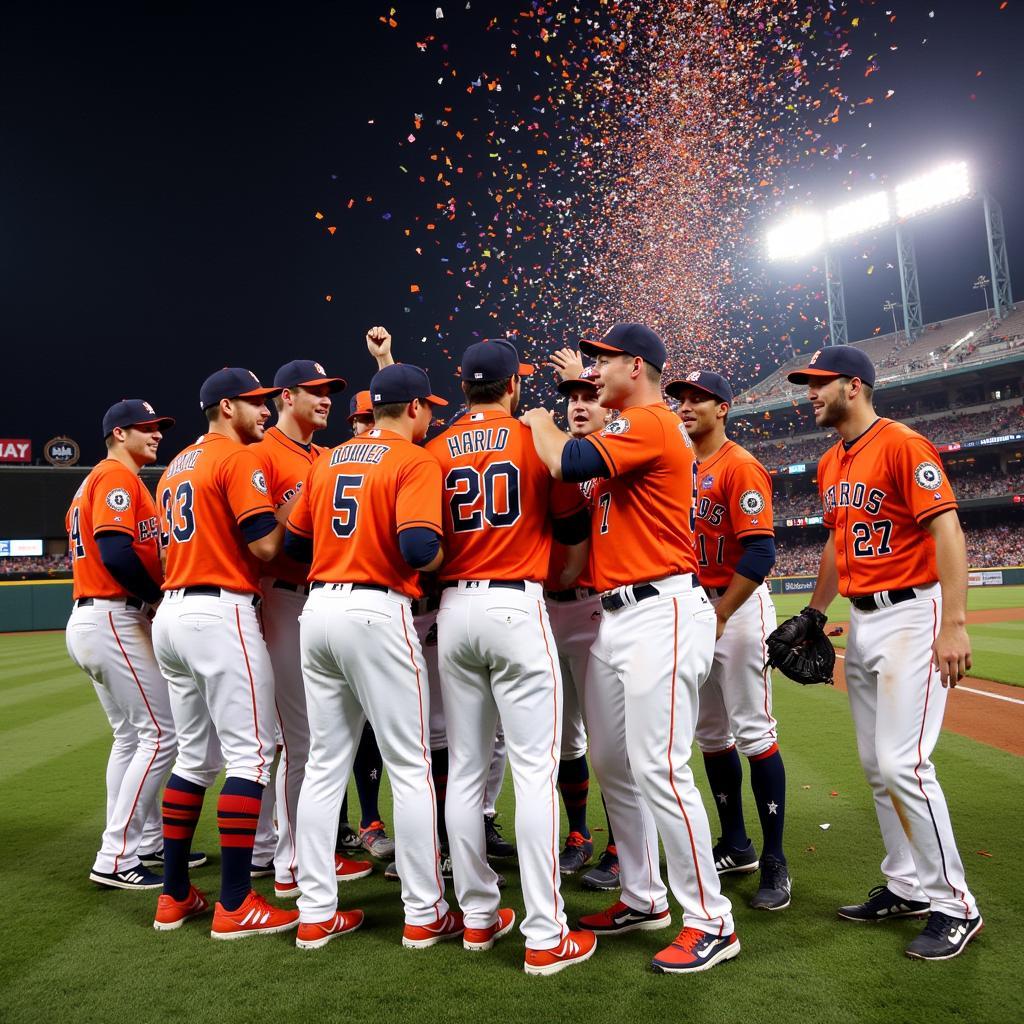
(524, 323), (739, 975)
(151, 367), (299, 939)
(666, 371), (789, 911)
(770, 345), (982, 961)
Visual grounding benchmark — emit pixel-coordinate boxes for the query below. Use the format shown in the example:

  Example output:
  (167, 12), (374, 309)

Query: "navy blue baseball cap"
(273, 359), (347, 394)
(556, 363), (600, 396)
(579, 323), (667, 372)
(370, 364), (448, 407)
(787, 345), (876, 388)
(665, 370), (734, 405)
(102, 399), (175, 438)
(460, 339), (535, 382)
(200, 367), (282, 411)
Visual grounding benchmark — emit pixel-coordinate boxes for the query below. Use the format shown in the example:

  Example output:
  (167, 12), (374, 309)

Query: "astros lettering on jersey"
(584, 404), (700, 591)
(816, 418), (957, 596)
(158, 434), (276, 593)
(67, 462), (163, 600)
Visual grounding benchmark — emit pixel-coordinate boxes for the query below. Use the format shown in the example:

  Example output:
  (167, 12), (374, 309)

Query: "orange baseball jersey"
(585, 403), (700, 591)
(817, 418), (958, 596)
(66, 460), (163, 601)
(251, 425), (326, 586)
(545, 480), (596, 591)
(157, 433), (276, 594)
(694, 440), (774, 589)
(286, 428), (443, 598)
(426, 410), (586, 582)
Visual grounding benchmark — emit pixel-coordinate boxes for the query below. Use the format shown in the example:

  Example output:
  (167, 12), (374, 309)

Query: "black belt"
(75, 596), (144, 610)
(272, 579), (310, 595)
(601, 574), (700, 612)
(181, 585), (260, 607)
(441, 580), (527, 592)
(310, 582), (388, 593)
(413, 595), (442, 616)
(545, 587), (598, 603)
(850, 587), (917, 612)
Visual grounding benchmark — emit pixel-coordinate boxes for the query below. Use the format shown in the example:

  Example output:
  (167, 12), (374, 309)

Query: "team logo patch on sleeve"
(602, 418), (630, 436)
(105, 487), (131, 512)
(914, 461), (943, 490)
(739, 489), (766, 515)
(251, 470), (269, 494)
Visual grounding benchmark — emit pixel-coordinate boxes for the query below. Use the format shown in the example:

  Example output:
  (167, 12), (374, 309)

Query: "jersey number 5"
(160, 483), (196, 545)
(332, 475), (363, 538)
(445, 462), (521, 533)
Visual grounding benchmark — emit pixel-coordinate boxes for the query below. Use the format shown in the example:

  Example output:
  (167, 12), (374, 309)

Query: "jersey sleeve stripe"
(285, 520), (313, 539)
(734, 526), (775, 539)
(91, 523), (135, 538)
(233, 503), (275, 524)
(397, 520), (443, 533)
(585, 435), (617, 476)
(913, 499), (958, 524)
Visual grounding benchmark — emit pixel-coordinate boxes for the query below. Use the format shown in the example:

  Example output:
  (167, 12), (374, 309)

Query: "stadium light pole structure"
(883, 299), (901, 335)
(973, 275), (991, 318)
(764, 162), (1013, 347)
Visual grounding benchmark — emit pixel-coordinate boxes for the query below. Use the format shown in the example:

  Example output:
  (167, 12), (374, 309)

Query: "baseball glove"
(766, 606), (836, 685)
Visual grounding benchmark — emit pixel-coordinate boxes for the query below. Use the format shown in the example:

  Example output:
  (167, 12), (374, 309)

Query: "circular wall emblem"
(105, 487), (132, 512)
(44, 436), (80, 466)
(914, 461), (942, 490)
(739, 489), (766, 515)
(251, 470), (268, 494)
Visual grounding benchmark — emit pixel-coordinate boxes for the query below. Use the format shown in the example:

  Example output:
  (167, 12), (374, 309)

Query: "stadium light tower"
(764, 161), (1014, 345)
(883, 299), (901, 335)
(973, 274), (991, 318)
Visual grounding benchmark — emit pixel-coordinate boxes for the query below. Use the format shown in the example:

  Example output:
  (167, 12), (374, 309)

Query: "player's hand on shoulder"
(933, 622), (972, 688)
(366, 325), (394, 366)
(544, 347), (584, 381)
(520, 407), (555, 429)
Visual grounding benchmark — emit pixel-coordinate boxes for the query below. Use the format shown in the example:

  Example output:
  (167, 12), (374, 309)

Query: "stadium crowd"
(0, 553), (72, 580)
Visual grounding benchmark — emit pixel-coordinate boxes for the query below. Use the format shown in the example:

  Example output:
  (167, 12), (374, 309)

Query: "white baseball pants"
(845, 584), (978, 920)
(438, 580), (568, 950)
(587, 575), (734, 936)
(296, 585), (448, 927)
(547, 593), (601, 760)
(696, 584), (778, 757)
(152, 589), (273, 788)
(66, 601), (177, 874)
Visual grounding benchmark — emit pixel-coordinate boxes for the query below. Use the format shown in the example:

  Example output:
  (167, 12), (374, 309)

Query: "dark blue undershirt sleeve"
(398, 527), (441, 570)
(560, 438), (609, 483)
(283, 528), (313, 565)
(735, 535), (776, 585)
(96, 532), (163, 605)
(551, 507), (591, 545)
(239, 511), (278, 543)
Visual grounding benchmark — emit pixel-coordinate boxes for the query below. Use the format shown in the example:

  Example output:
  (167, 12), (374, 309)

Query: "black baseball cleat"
(838, 884), (930, 922)
(712, 838), (759, 875)
(559, 832), (594, 876)
(750, 855), (791, 911)
(484, 815), (517, 859)
(905, 912), (983, 961)
(581, 846), (621, 891)
(250, 862), (275, 879)
(90, 865), (164, 891)
(140, 848), (208, 869)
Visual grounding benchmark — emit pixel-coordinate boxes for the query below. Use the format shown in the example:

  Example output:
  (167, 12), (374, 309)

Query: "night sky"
(2, 3), (1021, 464)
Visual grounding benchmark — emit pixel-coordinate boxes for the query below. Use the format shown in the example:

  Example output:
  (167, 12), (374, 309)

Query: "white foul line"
(834, 653), (1024, 706)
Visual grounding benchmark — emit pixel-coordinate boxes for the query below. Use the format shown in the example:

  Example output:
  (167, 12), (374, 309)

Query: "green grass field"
(774, 585), (1024, 686)
(2, 628), (1020, 1024)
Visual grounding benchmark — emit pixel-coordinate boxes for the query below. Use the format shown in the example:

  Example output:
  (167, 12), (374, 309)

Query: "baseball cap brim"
(237, 385), (283, 401)
(132, 416), (177, 431)
(425, 394), (449, 407)
(289, 375), (348, 393)
(578, 339), (624, 359)
(787, 368), (844, 385)
(664, 379), (728, 404)
(346, 408), (373, 422)
(556, 377), (599, 396)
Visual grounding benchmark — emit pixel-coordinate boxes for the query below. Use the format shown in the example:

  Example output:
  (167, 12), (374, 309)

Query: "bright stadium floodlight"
(895, 161), (970, 220)
(826, 191), (890, 243)
(765, 212), (825, 262)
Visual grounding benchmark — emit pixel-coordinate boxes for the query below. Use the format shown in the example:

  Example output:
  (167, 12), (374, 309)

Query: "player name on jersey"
(443, 426), (510, 458)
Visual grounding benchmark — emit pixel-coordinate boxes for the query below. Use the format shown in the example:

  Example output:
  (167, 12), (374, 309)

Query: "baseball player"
(542, 353), (618, 882)
(151, 367), (299, 938)
(427, 338), (596, 975)
(523, 323), (738, 975)
(66, 400), (185, 891)
(666, 371), (789, 911)
(285, 362), (458, 951)
(347, 390), (374, 436)
(779, 345), (981, 960)
(251, 359), (373, 897)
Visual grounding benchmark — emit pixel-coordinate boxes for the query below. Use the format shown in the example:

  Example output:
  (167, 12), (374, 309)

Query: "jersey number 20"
(445, 462), (521, 533)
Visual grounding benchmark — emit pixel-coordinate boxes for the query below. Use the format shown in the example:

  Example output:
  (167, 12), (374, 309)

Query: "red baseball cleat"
(153, 886), (210, 931)
(296, 909), (365, 950)
(464, 907), (516, 951)
(524, 930), (597, 976)
(402, 910), (465, 949)
(651, 928), (740, 973)
(211, 890), (299, 940)
(335, 854), (374, 882)
(578, 900), (672, 934)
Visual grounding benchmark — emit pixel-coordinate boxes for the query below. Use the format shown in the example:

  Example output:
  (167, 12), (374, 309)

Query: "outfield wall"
(3, 568), (1023, 633)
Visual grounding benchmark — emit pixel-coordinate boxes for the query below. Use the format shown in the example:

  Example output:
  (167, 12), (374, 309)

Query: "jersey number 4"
(445, 462), (521, 533)
(70, 507), (86, 561)
(160, 483), (196, 545)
